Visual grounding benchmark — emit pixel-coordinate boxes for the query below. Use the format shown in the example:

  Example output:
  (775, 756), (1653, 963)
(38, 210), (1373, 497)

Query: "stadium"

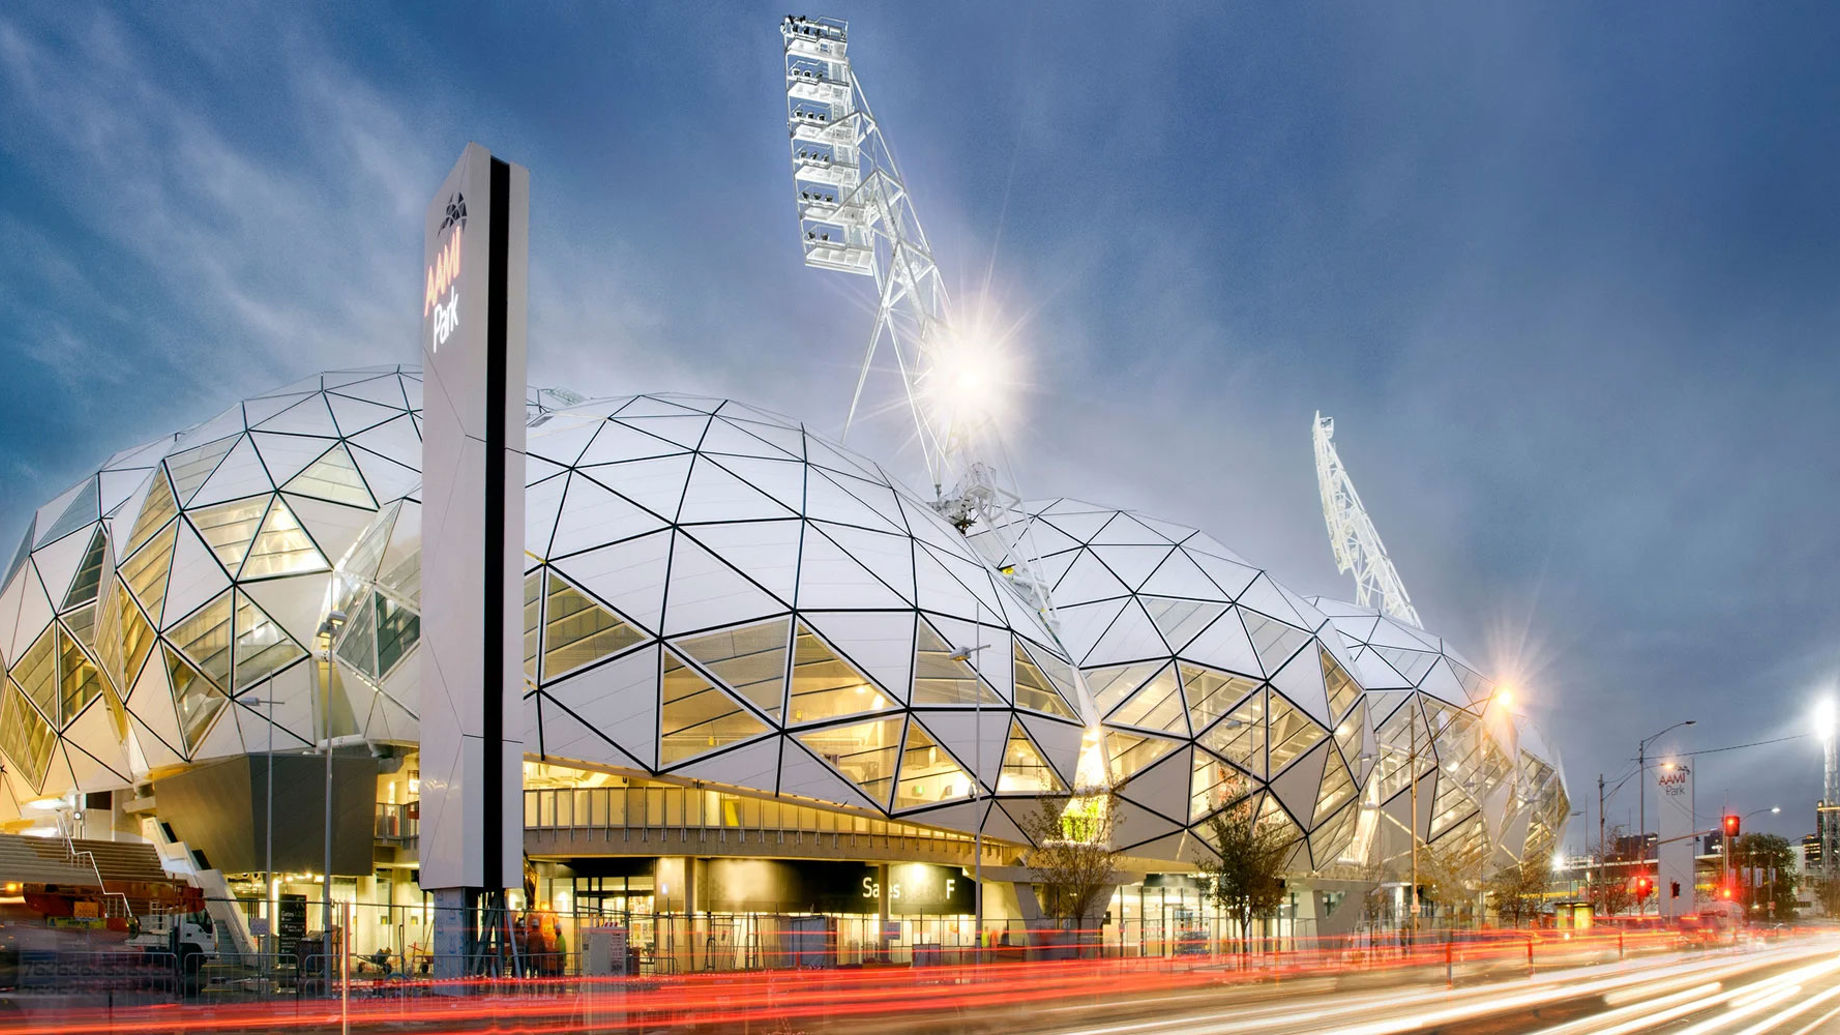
(0, 15), (1567, 970)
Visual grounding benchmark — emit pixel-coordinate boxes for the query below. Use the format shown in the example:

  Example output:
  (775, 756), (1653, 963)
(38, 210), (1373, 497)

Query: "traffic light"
(1636, 875), (1652, 899)
(1724, 814), (1741, 838)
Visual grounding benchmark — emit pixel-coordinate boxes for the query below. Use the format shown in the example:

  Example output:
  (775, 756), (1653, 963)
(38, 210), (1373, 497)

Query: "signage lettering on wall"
(424, 193), (466, 353)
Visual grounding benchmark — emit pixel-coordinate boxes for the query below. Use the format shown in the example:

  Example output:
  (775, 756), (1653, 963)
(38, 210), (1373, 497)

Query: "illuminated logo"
(1658, 765), (1690, 796)
(425, 192), (466, 352)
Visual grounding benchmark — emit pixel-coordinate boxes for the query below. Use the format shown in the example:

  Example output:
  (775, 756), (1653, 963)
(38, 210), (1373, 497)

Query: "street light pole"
(318, 610), (347, 966)
(1636, 720), (1695, 914)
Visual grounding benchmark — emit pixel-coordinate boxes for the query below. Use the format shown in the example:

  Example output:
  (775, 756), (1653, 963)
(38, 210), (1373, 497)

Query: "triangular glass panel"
(1334, 698), (1368, 773)
(9, 627), (58, 723)
(0, 680), (57, 790)
(1012, 641), (1078, 720)
(97, 582), (157, 697)
(1084, 661), (1162, 717)
(55, 624), (104, 727)
(1191, 749), (1256, 823)
(1104, 730), (1179, 785)
(1321, 646), (1362, 722)
(63, 602), (98, 654)
(1105, 663), (1187, 735)
(1267, 691), (1327, 775)
(283, 443), (376, 509)
(336, 593), (379, 677)
(125, 476), (178, 559)
(238, 498), (328, 579)
(659, 649), (770, 766)
(1179, 664), (1260, 732)
(374, 592), (420, 678)
(543, 571), (644, 681)
(1141, 597), (1228, 652)
(996, 718), (1067, 795)
(894, 719), (975, 810)
(37, 478), (99, 548)
(1239, 608), (1311, 676)
(168, 591), (233, 689)
(1313, 751), (1359, 826)
(675, 617), (788, 722)
(233, 591), (307, 691)
(120, 521), (178, 623)
(1372, 645), (1438, 684)
(165, 435), (238, 505)
(795, 717), (903, 811)
(189, 495), (272, 574)
(167, 645), (227, 754)
(61, 527), (109, 611)
(911, 621), (1002, 707)
(337, 499), (397, 584)
(523, 571), (541, 683)
(1195, 687), (1267, 779)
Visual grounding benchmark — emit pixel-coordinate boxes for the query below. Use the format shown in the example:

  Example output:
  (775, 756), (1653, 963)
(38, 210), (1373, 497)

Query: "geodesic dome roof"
(0, 371), (1092, 846)
(977, 500), (1379, 872)
(1309, 597), (1569, 871)
(512, 392), (1088, 837)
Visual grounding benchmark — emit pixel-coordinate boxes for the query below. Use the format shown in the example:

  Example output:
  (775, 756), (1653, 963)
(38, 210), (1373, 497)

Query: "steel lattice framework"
(1312, 413), (1423, 629)
(779, 16), (1057, 622)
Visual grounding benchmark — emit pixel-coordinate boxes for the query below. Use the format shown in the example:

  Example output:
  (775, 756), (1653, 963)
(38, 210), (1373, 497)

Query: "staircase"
(56, 815), (136, 919)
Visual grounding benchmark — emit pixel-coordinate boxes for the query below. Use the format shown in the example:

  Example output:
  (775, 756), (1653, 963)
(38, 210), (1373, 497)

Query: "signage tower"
(417, 143), (529, 971)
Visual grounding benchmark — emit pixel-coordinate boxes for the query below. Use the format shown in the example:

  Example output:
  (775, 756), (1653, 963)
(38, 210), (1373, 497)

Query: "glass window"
(1104, 730), (1178, 785)
(168, 647), (227, 752)
(543, 572), (642, 680)
(284, 444), (375, 508)
(170, 592), (234, 688)
(240, 498), (328, 579)
(658, 650), (769, 765)
(374, 592), (420, 677)
(124, 475), (178, 559)
(1108, 664), (1187, 734)
(9, 628), (58, 723)
(0, 680), (56, 788)
(1239, 610), (1310, 674)
(164, 436), (237, 503)
(1320, 647), (1361, 722)
(190, 496), (270, 573)
(1195, 687), (1266, 779)
(56, 626), (103, 723)
(1179, 664), (1259, 732)
(894, 721), (973, 810)
(120, 521), (177, 621)
(996, 719), (1065, 794)
(911, 621), (1000, 707)
(787, 623), (894, 724)
(1012, 642), (1078, 720)
(62, 528), (109, 611)
(674, 618), (788, 720)
(1084, 661), (1161, 717)
(1266, 692), (1326, 775)
(796, 717), (902, 808)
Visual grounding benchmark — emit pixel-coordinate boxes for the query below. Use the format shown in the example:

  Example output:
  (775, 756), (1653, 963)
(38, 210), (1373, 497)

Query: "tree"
(1732, 833), (1798, 920)
(1813, 874), (1840, 918)
(1016, 790), (1124, 926)
(1487, 855), (1551, 928)
(1194, 801), (1293, 954)
(1416, 840), (1481, 926)
(1586, 825), (1639, 917)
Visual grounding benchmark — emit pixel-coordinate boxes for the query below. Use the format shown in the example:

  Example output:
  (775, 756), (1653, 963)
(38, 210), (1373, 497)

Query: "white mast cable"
(1313, 412), (1424, 628)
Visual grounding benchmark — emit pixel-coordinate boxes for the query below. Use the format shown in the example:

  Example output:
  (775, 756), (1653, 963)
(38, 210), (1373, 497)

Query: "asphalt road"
(977, 937), (1840, 1035)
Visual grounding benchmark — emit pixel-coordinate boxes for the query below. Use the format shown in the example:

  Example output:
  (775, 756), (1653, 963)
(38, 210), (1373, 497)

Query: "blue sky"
(4, 2), (1839, 847)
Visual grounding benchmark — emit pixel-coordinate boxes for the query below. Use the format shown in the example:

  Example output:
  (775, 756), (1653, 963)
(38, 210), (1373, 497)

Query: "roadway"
(8, 931), (1840, 1033)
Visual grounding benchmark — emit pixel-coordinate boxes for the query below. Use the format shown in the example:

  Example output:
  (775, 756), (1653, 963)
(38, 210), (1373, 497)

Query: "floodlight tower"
(778, 16), (1053, 616)
(1313, 413), (1423, 628)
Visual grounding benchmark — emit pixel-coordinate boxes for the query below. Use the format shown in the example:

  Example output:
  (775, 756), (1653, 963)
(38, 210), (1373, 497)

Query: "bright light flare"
(1816, 698), (1836, 741)
(921, 321), (1020, 441)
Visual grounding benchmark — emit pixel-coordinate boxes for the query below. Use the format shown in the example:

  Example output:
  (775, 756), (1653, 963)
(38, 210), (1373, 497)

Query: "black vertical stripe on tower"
(483, 156), (510, 890)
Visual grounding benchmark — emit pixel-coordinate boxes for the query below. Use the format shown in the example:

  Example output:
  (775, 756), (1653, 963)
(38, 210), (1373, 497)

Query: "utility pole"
(1597, 774), (1607, 910)
(1410, 704), (1420, 941)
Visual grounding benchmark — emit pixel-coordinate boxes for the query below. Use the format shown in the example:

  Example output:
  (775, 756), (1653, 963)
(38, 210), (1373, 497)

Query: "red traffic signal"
(1723, 814), (1741, 837)
(1636, 876), (1652, 898)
